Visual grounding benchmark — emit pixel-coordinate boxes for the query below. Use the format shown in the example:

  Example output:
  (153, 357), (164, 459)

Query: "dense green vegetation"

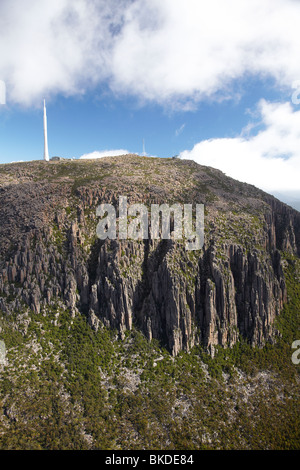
(0, 254), (299, 450)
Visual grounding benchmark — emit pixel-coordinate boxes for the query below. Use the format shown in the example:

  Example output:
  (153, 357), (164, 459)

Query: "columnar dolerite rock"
(0, 156), (299, 355)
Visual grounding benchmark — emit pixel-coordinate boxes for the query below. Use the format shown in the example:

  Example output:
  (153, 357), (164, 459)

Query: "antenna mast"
(43, 99), (49, 162)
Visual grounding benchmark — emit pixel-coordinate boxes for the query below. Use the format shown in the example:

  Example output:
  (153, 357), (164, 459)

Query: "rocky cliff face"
(0, 155), (299, 355)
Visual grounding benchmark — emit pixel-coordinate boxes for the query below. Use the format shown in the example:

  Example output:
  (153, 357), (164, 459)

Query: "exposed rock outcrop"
(0, 156), (299, 355)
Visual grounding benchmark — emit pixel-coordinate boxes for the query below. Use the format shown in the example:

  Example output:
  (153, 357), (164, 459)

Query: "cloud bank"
(1, 0), (300, 107)
(79, 149), (129, 160)
(0, 0), (125, 106)
(180, 100), (300, 192)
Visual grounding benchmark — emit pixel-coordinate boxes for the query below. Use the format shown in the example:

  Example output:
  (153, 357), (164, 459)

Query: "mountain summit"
(0, 155), (299, 450)
(0, 155), (299, 356)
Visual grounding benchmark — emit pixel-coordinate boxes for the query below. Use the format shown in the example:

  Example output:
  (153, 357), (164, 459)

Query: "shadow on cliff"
(133, 238), (173, 349)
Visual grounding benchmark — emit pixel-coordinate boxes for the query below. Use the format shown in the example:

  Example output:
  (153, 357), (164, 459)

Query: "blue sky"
(0, 0), (300, 206)
(0, 77), (281, 162)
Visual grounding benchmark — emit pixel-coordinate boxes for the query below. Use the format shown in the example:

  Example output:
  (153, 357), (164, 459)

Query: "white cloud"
(180, 100), (300, 192)
(79, 149), (129, 159)
(1, 0), (300, 107)
(110, 0), (300, 107)
(0, 0), (125, 106)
